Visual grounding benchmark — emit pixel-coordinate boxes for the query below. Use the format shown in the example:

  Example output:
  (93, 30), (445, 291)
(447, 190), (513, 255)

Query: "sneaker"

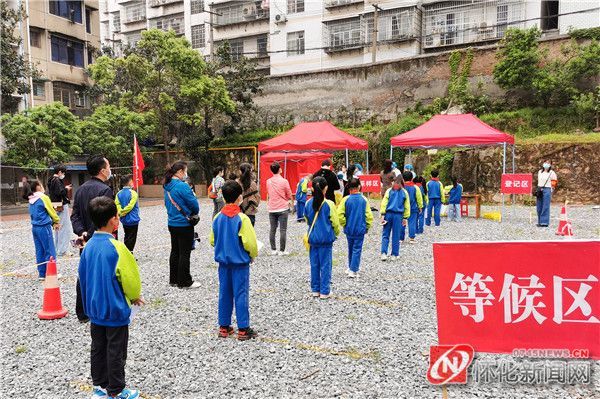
(319, 293), (331, 299)
(90, 386), (108, 399)
(237, 327), (258, 341)
(270, 250), (278, 256)
(111, 388), (139, 399)
(347, 270), (356, 278)
(169, 283), (177, 287)
(311, 292), (320, 298)
(380, 254), (388, 261)
(390, 255), (400, 261)
(78, 317), (90, 324)
(278, 251), (290, 256)
(409, 238), (416, 244)
(218, 326), (234, 338)
(182, 281), (201, 289)
(38, 276), (45, 281)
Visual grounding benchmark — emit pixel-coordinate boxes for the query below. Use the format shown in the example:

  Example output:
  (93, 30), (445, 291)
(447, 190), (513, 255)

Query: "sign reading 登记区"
(358, 174), (381, 193)
(501, 173), (533, 194)
(433, 241), (600, 359)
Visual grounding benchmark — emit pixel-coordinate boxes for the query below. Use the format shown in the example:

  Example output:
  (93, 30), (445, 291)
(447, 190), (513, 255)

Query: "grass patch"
(518, 133), (600, 144)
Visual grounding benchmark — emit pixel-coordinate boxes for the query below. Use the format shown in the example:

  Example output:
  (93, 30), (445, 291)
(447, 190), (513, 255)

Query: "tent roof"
(260, 152), (331, 162)
(390, 114), (515, 148)
(258, 121), (368, 152)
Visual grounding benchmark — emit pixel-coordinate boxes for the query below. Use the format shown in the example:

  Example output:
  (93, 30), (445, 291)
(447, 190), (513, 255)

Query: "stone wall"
(452, 143), (600, 204)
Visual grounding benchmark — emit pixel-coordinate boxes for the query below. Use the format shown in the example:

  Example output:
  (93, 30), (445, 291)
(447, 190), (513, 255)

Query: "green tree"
(78, 105), (156, 166)
(0, 1), (39, 114)
(1, 103), (81, 169)
(446, 48), (474, 110)
(572, 86), (600, 131)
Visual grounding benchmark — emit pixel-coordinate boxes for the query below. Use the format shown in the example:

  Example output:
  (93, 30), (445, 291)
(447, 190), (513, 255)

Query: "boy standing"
(426, 170), (445, 227)
(116, 175), (140, 252)
(210, 181), (259, 341)
(295, 173), (312, 222)
(337, 178), (373, 278)
(402, 171), (423, 243)
(380, 177), (410, 261)
(79, 197), (144, 399)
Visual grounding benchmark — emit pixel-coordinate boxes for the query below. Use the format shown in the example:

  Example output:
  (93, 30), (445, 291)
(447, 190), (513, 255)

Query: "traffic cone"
(555, 202), (574, 237)
(38, 257), (68, 320)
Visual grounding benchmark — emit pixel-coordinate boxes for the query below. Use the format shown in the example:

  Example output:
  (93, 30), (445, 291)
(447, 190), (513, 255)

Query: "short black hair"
(347, 178), (361, 190)
(270, 162), (280, 174)
(87, 155), (107, 176)
(222, 180), (242, 204)
(228, 173), (238, 181)
(322, 159), (332, 167)
(402, 171), (414, 182)
(120, 174), (133, 187)
(53, 164), (67, 174)
(89, 197), (117, 229)
(212, 166), (224, 178)
(431, 170), (439, 178)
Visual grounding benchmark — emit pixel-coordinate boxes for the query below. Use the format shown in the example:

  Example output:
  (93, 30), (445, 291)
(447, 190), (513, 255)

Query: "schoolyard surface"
(1, 200), (598, 399)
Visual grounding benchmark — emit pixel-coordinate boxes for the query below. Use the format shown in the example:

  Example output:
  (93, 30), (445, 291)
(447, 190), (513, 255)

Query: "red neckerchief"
(404, 181), (415, 186)
(221, 204), (241, 217)
(415, 183), (422, 187)
(431, 178), (440, 181)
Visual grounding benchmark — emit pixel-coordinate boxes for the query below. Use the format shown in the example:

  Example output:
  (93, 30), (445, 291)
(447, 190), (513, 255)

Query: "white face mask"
(59, 174), (65, 180)
(542, 163), (550, 170)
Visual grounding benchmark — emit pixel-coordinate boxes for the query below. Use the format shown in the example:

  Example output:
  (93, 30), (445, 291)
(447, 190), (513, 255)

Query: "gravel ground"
(1, 200), (599, 399)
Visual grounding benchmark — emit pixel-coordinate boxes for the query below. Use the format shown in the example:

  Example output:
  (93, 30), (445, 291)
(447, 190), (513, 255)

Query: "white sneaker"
(311, 292), (320, 298)
(90, 386), (108, 399)
(270, 250), (278, 256)
(390, 255), (400, 261)
(278, 251), (290, 256)
(347, 271), (356, 278)
(183, 281), (201, 289)
(319, 293), (331, 299)
(380, 254), (388, 261)
(409, 238), (416, 244)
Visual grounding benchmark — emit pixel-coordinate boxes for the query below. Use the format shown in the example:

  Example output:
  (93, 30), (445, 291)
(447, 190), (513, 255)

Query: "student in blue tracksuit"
(426, 170), (445, 227)
(295, 174), (312, 222)
(79, 196), (144, 399)
(447, 177), (464, 222)
(402, 171), (424, 243)
(210, 180), (258, 341)
(337, 178), (373, 278)
(116, 175), (140, 252)
(304, 176), (340, 299)
(380, 177), (410, 261)
(28, 181), (60, 279)
(415, 176), (428, 234)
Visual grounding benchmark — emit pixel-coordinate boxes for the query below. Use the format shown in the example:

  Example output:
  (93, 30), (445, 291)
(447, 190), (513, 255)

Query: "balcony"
(214, 1), (268, 27)
(324, 0), (363, 10)
(149, 16), (185, 35)
(149, 0), (182, 7)
(364, 7), (419, 45)
(323, 18), (364, 53)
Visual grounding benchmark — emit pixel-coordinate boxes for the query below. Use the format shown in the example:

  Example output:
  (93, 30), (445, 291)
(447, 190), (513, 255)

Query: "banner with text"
(501, 174), (533, 195)
(358, 174), (381, 193)
(433, 241), (600, 359)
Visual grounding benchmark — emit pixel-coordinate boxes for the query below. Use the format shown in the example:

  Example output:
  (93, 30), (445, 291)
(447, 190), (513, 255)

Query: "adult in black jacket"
(313, 159), (340, 202)
(48, 165), (74, 256)
(71, 155), (114, 322)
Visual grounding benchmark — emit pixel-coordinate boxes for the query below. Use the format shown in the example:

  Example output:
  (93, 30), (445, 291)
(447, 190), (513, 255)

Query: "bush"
(422, 150), (455, 184)
(210, 129), (282, 148)
(569, 27), (600, 41)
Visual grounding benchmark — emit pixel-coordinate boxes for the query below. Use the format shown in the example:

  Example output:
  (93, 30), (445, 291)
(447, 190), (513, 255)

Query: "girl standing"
(211, 166), (225, 218)
(238, 163), (261, 226)
(536, 161), (558, 227)
(447, 177), (463, 222)
(415, 176), (427, 234)
(28, 181), (60, 280)
(304, 177), (340, 299)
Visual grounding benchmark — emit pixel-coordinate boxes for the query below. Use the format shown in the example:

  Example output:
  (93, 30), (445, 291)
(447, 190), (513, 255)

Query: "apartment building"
(9, 0), (101, 113)
(98, 0), (599, 76)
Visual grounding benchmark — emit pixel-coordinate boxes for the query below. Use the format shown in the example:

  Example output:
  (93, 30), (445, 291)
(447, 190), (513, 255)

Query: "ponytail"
(239, 163), (252, 191)
(164, 161), (187, 186)
(346, 164), (356, 183)
(312, 176), (327, 211)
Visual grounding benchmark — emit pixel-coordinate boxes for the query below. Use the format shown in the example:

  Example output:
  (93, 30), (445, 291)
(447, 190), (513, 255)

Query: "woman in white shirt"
(536, 160), (558, 227)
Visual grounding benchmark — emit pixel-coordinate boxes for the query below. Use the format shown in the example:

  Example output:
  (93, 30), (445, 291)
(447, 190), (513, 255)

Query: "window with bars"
(112, 13), (121, 32)
(287, 0), (304, 14)
(326, 18), (362, 49)
(230, 40), (244, 61)
(52, 82), (88, 108)
(33, 82), (45, 98)
(125, 2), (146, 23)
(216, 1), (266, 25)
(497, 4), (508, 37)
(257, 35), (268, 57)
(126, 32), (142, 47)
(191, 24), (205, 48)
(191, 0), (204, 14)
(49, 0), (82, 23)
(287, 31), (304, 55)
(51, 35), (85, 67)
(150, 16), (184, 35)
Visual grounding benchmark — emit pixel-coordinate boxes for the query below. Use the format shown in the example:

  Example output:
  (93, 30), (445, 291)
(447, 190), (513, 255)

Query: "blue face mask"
(543, 163), (550, 170)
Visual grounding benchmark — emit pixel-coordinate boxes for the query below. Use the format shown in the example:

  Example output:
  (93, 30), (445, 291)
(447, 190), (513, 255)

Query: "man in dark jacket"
(313, 159), (340, 202)
(71, 155), (114, 322)
(48, 165), (73, 256)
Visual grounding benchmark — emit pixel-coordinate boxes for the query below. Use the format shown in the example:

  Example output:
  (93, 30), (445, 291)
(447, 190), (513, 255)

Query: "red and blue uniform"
(28, 192), (59, 278)
(338, 193), (373, 273)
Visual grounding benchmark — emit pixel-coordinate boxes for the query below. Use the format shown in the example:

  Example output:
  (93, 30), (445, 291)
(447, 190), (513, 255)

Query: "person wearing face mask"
(28, 180), (61, 280)
(163, 161), (201, 289)
(536, 160), (558, 227)
(71, 155), (115, 323)
(48, 164), (74, 257)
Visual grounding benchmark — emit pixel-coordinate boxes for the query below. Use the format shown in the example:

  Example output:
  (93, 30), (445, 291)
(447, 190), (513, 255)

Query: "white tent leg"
(365, 150), (369, 173)
(390, 146), (393, 159)
(284, 152), (288, 179)
(257, 151), (261, 185)
(408, 149), (412, 164)
(512, 144), (515, 173)
(501, 143), (506, 222)
(345, 149), (349, 168)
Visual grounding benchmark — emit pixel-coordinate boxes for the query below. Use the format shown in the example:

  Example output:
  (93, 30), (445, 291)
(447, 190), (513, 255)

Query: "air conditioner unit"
(243, 5), (257, 18)
(274, 14), (287, 24)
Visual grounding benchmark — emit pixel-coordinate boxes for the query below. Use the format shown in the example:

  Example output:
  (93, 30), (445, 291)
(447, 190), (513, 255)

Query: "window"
(125, 32), (142, 47)
(30, 29), (41, 48)
(326, 19), (361, 49)
(287, 31), (304, 55)
(112, 13), (121, 32)
(191, 24), (205, 48)
(87, 46), (93, 65)
(541, 1), (559, 31)
(441, 13), (456, 45)
(150, 16), (184, 35)
(257, 35), (268, 57)
(85, 7), (91, 33)
(125, 2), (146, 23)
(497, 4), (508, 38)
(32, 82), (45, 98)
(51, 35), (84, 67)
(190, 0), (204, 14)
(49, 1), (82, 23)
(53, 82), (88, 109)
(75, 91), (87, 108)
(230, 39), (244, 61)
(287, 0), (304, 14)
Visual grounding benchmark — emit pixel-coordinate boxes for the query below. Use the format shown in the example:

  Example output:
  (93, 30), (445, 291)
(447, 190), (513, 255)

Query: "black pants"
(90, 323), (128, 396)
(269, 210), (288, 251)
(123, 225), (138, 252)
(247, 214), (256, 226)
(76, 246), (87, 322)
(168, 226), (194, 287)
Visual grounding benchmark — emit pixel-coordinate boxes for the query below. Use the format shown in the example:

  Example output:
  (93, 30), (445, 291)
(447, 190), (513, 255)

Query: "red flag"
(133, 135), (145, 189)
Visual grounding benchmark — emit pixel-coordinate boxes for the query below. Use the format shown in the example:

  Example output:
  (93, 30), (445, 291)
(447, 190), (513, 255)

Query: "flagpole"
(134, 135), (139, 190)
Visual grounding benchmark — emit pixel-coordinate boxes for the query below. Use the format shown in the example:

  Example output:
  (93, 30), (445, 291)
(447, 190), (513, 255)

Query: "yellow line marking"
(442, 385), (448, 399)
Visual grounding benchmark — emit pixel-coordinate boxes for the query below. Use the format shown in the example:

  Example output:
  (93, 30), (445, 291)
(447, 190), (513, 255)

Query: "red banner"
(433, 241), (600, 359)
(358, 174), (381, 193)
(133, 135), (145, 190)
(501, 173), (532, 194)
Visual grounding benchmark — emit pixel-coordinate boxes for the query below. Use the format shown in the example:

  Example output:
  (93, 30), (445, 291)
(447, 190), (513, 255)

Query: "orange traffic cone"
(38, 257), (68, 320)
(555, 202), (574, 237)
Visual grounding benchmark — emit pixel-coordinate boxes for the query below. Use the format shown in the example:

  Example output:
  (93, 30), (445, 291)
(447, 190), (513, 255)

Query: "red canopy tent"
(259, 152), (330, 200)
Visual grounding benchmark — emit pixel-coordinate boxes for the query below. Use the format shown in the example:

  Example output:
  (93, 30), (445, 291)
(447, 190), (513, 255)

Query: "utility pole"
(206, 3), (221, 62)
(371, 4), (381, 64)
